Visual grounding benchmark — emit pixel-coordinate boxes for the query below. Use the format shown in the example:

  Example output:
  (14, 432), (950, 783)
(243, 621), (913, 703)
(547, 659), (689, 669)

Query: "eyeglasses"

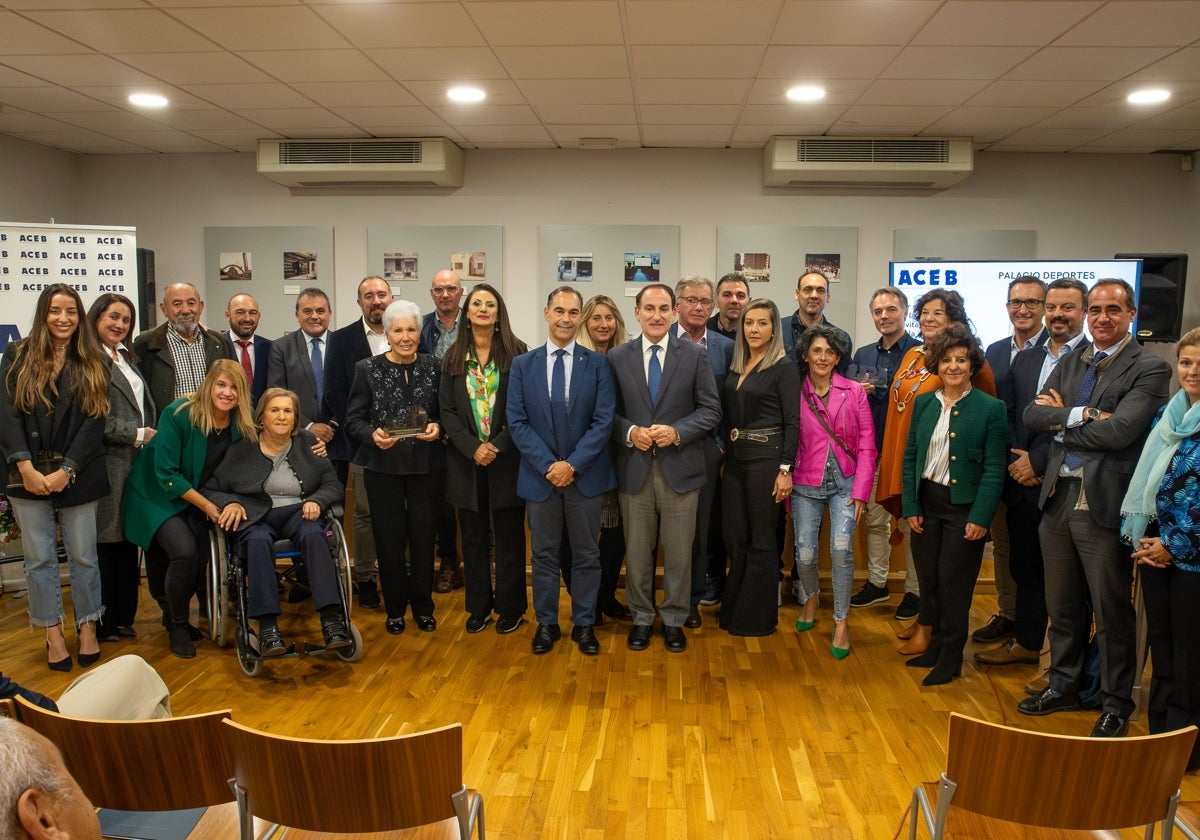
(431, 286), (460, 296)
(1007, 298), (1045, 311)
(681, 296), (713, 308)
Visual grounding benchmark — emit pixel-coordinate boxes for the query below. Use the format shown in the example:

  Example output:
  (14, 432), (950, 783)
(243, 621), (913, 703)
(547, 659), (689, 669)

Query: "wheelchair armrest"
(328, 503), (344, 519)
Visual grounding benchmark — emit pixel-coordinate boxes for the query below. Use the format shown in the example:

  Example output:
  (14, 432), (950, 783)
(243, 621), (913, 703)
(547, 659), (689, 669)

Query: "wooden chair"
(908, 713), (1197, 839)
(13, 695), (257, 839)
(0, 697), (15, 718)
(223, 719), (484, 839)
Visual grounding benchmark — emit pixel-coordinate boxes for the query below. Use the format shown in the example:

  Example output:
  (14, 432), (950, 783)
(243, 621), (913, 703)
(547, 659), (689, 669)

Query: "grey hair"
(674, 275), (715, 298)
(0, 717), (65, 840)
(381, 299), (422, 334)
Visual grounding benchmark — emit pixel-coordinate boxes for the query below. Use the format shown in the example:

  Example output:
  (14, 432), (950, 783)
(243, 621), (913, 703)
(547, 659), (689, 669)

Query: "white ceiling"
(2, 0), (1200, 155)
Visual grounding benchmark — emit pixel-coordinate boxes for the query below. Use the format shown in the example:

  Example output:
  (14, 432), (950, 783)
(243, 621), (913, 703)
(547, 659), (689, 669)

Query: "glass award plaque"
(383, 407), (428, 440)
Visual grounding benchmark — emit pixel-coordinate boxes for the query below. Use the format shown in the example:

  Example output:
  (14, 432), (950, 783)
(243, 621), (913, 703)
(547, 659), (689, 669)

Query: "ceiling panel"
(0, 0), (1196, 155)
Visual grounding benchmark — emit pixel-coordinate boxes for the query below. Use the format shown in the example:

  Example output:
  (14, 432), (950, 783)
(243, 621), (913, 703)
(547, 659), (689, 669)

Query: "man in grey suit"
(670, 275), (734, 625)
(266, 287), (336, 444)
(609, 283), (721, 653)
(1019, 278), (1170, 738)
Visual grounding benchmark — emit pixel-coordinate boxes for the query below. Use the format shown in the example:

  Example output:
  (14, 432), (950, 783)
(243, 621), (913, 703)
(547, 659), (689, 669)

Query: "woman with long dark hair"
(0, 284), (110, 671)
(86, 293), (156, 642)
(124, 358), (257, 658)
(441, 284), (529, 634)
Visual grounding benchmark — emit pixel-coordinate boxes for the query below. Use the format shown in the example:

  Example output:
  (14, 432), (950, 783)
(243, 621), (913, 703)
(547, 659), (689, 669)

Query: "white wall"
(3, 143), (1195, 344)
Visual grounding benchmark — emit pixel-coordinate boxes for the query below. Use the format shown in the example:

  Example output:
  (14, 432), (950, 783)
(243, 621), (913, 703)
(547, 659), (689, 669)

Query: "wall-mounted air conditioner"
(764, 136), (973, 190)
(257, 138), (464, 188)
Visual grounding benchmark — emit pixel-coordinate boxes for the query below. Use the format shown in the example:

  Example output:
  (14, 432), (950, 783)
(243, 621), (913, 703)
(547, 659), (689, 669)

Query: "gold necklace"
(891, 348), (934, 413)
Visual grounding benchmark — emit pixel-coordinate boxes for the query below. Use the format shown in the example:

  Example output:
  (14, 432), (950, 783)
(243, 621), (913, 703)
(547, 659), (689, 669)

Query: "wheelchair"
(207, 504), (362, 677)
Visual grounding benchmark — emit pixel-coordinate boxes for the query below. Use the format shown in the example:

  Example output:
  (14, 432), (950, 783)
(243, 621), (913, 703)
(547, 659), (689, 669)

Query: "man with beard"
(225, 292), (270, 404)
(324, 275), (393, 608)
(133, 282), (234, 419)
(779, 271), (852, 370)
(706, 273), (749, 341)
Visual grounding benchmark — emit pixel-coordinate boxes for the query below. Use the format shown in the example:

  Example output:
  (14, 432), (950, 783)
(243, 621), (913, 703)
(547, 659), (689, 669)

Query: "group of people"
(3, 266), (1198, 759)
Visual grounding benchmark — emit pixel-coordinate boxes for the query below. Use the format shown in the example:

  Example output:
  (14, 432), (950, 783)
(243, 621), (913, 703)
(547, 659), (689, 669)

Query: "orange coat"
(875, 345), (996, 518)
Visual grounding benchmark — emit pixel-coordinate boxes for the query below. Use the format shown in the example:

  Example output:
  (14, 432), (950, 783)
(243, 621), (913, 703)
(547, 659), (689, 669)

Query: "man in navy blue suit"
(670, 276), (734, 625)
(508, 286), (617, 656)
(224, 293), (271, 405)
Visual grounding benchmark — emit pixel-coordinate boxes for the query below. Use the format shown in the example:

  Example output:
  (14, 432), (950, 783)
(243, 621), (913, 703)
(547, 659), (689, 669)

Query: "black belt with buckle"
(729, 426), (783, 443)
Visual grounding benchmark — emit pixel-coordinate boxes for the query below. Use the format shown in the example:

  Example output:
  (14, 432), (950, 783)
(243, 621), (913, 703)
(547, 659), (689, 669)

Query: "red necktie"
(238, 340), (253, 381)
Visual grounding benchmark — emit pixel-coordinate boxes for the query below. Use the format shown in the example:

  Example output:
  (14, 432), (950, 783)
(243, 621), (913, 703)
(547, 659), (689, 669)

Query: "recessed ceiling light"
(447, 86), (486, 104)
(786, 85), (826, 103)
(128, 92), (168, 108)
(1127, 88), (1170, 105)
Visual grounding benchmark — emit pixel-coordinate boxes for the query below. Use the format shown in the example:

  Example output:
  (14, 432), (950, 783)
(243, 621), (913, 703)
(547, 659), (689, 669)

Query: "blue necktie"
(310, 337), (324, 406)
(1063, 350), (1107, 470)
(552, 348), (569, 457)
(648, 344), (661, 406)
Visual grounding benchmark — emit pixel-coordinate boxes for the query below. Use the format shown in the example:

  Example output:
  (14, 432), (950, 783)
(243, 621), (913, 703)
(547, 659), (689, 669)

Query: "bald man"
(224, 292), (271, 403)
(132, 282), (235, 420)
(0, 717), (102, 840)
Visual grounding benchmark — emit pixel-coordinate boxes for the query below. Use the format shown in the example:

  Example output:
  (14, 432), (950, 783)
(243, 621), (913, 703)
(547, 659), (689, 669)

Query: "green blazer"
(901, 387), (1006, 527)
(122, 397), (244, 549)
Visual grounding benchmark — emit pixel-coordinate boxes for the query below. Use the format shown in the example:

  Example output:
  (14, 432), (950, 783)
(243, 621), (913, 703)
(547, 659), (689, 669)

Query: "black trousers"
(98, 540), (140, 633)
(1006, 493), (1048, 651)
(911, 480), (985, 666)
(147, 507), (209, 627)
(690, 438), (723, 606)
(1141, 563), (1200, 769)
(719, 453), (781, 636)
(363, 469), (437, 620)
(458, 467), (527, 619)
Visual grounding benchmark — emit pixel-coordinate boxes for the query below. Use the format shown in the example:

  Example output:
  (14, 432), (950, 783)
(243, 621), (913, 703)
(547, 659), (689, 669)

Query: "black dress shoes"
(684, 607), (702, 629)
(385, 616), (406, 635)
(168, 625), (196, 659)
(1018, 688), (1082, 716)
(415, 615), (437, 632)
(466, 613), (492, 633)
(1091, 712), (1129, 738)
(532, 623), (562, 654)
(662, 625), (687, 653)
(571, 625), (600, 655)
(905, 646), (942, 668)
(321, 617), (352, 650)
(627, 624), (653, 651)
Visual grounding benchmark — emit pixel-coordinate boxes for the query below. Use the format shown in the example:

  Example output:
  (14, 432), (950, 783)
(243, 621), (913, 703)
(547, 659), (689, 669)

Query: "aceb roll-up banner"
(0, 221), (138, 350)
(888, 259), (1143, 349)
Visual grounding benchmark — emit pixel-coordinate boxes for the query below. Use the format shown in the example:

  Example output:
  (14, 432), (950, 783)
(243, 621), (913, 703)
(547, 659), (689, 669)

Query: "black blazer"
(440, 363), (521, 512)
(228, 332), (271, 404)
(204, 429), (344, 528)
(324, 320), (373, 461)
(986, 328), (1048, 409)
(131, 324), (234, 422)
(1024, 338), (1171, 526)
(0, 345), (108, 506)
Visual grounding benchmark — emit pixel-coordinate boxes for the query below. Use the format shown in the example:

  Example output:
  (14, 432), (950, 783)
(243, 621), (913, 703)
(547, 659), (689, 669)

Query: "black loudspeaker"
(1116, 252), (1188, 343)
(136, 247), (155, 331)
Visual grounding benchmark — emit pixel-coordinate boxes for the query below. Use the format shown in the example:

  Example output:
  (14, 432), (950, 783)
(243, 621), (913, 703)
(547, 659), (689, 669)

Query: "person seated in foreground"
(0, 716), (103, 840)
(205, 387), (348, 657)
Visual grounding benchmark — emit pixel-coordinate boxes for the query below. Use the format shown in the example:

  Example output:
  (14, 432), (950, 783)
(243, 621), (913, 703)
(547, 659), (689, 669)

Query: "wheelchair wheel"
(236, 626), (263, 678)
(208, 528), (234, 647)
(329, 518), (353, 622)
(334, 623), (363, 663)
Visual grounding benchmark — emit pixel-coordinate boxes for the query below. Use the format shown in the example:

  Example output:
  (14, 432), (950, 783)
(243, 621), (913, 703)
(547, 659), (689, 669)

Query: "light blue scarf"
(1120, 388), (1200, 544)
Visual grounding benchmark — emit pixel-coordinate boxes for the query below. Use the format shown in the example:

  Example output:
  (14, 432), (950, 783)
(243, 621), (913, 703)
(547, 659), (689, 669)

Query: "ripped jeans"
(791, 486), (858, 622)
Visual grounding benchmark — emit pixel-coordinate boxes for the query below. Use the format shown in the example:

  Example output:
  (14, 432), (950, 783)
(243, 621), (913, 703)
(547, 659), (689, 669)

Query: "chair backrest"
(0, 698), (15, 718)
(222, 719), (464, 834)
(14, 695), (235, 812)
(944, 712), (1197, 829)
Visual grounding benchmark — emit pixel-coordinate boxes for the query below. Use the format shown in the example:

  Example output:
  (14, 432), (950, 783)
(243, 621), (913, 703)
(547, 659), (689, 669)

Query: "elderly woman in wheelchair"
(204, 387), (348, 658)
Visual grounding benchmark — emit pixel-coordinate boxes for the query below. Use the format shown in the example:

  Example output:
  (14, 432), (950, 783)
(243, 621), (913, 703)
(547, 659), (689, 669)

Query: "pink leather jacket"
(792, 373), (877, 502)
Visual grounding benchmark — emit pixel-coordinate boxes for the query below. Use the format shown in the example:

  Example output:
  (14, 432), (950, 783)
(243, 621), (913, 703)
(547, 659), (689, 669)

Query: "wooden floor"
(2, 565), (1197, 840)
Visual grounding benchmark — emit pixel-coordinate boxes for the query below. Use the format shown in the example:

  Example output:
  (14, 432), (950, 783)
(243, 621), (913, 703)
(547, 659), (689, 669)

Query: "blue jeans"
(9, 498), (102, 628)
(791, 489), (857, 621)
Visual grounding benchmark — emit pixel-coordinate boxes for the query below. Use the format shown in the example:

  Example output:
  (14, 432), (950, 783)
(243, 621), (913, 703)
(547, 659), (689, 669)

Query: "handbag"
(6, 451), (65, 490)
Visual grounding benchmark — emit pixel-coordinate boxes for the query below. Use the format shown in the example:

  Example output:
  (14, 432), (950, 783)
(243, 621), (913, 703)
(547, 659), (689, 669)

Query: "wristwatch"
(60, 465), (77, 486)
(1084, 407), (1102, 422)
